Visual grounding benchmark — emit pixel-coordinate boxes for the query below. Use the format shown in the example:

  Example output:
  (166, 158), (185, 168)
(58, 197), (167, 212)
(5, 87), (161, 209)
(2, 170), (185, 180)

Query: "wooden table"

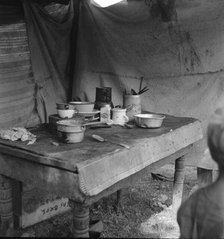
(0, 114), (203, 237)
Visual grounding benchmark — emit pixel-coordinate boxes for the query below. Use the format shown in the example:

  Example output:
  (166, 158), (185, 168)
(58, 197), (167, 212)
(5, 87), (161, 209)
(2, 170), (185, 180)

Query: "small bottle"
(100, 104), (111, 122)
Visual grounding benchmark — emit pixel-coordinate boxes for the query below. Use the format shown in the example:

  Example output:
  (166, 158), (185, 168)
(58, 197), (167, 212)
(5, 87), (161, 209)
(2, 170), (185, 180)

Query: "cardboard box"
(13, 182), (71, 228)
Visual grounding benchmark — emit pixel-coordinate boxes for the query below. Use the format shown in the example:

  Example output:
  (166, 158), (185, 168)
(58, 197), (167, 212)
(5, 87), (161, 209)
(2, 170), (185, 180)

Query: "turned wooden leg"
(172, 156), (185, 210)
(114, 189), (123, 212)
(0, 175), (14, 237)
(116, 190), (123, 206)
(69, 200), (90, 238)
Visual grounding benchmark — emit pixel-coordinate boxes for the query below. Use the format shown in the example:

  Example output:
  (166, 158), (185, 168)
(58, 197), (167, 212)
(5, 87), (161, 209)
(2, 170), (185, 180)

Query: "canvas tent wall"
(1, 0), (223, 170)
(72, 0), (224, 169)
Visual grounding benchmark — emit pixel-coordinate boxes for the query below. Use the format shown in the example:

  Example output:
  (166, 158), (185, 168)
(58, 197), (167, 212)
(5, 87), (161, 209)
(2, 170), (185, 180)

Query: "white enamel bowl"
(69, 101), (95, 113)
(57, 109), (75, 119)
(134, 113), (165, 128)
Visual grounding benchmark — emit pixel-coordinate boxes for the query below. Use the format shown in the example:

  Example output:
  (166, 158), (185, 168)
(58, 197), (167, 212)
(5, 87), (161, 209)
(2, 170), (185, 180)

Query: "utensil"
(124, 123), (135, 129)
(138, 86), (149, 95)
(131, 89), (138, 95)
(137, 76), (149, 95)
(92, 134), (130, 149)
(90, 125), (112, 129)
(84, 121), (112, 126)
(139, 76), (144, 93)
(139, 89), (149, 95)
(57, 118), (112, 127)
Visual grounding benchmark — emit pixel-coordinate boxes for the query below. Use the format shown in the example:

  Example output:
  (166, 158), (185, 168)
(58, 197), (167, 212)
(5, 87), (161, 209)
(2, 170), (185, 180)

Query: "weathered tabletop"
(0, 114), (203, 196)
(0, 113), (203, 237)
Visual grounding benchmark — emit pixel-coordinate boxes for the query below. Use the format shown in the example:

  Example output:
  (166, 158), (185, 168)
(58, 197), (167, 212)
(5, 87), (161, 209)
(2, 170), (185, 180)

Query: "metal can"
(123, 94), (142, 121)
(100, 104), (111, 122)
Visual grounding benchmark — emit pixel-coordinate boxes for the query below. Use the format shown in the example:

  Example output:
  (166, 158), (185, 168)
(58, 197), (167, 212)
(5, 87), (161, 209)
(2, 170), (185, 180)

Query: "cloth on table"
(0, 127), (36, 145)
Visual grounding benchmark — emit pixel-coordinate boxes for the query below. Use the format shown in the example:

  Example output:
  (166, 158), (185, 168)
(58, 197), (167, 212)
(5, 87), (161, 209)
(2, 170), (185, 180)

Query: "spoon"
(92, 134), (130, 149)
(84, 119), (113, 126)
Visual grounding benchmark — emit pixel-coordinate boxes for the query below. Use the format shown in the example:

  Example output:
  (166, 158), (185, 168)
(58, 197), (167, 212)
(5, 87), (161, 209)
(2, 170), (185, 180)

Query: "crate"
(13, 181), (71, 228)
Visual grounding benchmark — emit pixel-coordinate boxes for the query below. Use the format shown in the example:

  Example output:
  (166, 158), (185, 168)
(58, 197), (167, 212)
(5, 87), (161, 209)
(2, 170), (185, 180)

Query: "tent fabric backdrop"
(23, 0), (74, 122)
(72, 0), (224, 169)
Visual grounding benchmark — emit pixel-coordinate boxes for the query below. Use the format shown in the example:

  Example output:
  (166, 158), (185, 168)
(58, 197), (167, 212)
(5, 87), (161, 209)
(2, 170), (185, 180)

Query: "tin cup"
(112, 108), (129, 125)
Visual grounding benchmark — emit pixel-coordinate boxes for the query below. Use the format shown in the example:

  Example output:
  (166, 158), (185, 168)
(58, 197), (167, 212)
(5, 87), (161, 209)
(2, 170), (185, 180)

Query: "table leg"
(116, 190), (123, 207)
(140, 158), (185, 237)
(0, 175), (14, 237)
(172, 156), (185, 210)
(69, 200), (90, 238)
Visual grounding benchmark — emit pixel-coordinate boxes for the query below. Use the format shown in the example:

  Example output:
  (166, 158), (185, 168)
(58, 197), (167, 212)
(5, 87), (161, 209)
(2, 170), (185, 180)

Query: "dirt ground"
(19, 164), (197, 238)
